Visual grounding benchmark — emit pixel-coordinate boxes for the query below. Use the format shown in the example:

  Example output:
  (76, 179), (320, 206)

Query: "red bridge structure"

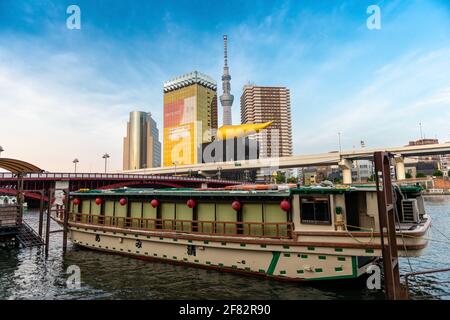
(0, 158), (242, 202)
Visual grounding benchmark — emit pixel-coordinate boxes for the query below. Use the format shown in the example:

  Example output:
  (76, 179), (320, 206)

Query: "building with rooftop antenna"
(220, 35), (234, 126)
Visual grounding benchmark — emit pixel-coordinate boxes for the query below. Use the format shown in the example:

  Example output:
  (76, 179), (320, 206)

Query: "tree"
(405, 172), (412, 179)
(275, 171), (286, 184)
(287, 177), (297, 184)
(333, 178), (342, 184)
(416, 173), (426, 178)
(433, 170), (443, 177)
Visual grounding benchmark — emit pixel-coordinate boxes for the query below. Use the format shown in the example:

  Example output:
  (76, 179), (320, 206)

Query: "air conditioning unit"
(401, 199), (420, 223)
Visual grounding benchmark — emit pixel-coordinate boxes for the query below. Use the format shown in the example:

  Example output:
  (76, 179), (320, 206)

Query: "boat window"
(300, 197), (331, 225)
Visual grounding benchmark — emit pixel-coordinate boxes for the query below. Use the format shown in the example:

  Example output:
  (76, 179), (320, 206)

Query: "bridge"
(0, 172), (242, 201)
(122, 142), (450, 184)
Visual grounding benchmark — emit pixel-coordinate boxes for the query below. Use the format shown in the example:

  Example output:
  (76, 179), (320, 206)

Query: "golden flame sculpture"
(216, 121), (273, 141)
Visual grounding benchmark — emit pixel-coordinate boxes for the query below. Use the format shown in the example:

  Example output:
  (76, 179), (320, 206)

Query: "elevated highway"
(122, 142), (450, 176)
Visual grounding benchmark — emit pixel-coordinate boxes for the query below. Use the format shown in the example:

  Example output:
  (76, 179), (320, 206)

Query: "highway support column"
(339, 159), (353, 185)
(394, 155), (406, 180)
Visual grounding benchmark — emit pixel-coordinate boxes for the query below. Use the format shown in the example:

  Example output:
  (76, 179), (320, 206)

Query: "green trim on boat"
(267, 251), (281, 275)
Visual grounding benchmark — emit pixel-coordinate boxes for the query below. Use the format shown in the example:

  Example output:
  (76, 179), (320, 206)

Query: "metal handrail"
(405, 267), (450, 299)
(63, 212), (293, 239)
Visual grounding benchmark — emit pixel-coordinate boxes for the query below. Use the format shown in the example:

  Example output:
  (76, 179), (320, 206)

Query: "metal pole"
(338, 132), (342, 155)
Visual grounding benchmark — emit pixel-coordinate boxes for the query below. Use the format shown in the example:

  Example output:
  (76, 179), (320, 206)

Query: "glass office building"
(123, 111), (161, 170)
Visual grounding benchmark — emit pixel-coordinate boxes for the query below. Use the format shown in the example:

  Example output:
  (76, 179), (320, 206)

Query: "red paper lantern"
(119, 198), (127, 206)
(95, 198), (103, 205)
(151, 199), (159, 208)
(231, 200), (241, 211)
(73, 198), (80, 205)
(280, 200), (291, 211)
(186, 199), (196, 208)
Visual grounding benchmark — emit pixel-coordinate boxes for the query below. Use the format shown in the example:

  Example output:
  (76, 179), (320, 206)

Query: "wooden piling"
(38, 190), (44, 237)
(374, 151), (406, 300)
(62, 188), (69, 253)
(45, 189), (53, 258)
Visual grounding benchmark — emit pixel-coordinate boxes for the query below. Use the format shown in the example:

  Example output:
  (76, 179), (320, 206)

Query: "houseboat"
(55, 184), (430, 281)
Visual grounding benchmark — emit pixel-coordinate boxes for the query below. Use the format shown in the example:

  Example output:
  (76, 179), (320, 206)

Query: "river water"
(0, 196), (449, 300)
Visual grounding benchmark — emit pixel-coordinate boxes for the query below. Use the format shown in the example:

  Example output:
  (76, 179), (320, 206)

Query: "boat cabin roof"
(70, 185), (422, 197)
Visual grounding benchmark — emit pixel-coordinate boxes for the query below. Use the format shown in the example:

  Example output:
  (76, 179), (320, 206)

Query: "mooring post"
(17, 173), (24, 225)
(62, 188), (69, 253)
(374, 151), (405, 300)
(38, 189), (44, 237)
(45, 188), (53, 258)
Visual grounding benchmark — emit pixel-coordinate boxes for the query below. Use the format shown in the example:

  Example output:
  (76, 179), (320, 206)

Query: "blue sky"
(1, 0), (450, 172)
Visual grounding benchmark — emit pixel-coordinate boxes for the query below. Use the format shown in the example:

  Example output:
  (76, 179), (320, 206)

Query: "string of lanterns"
(71, 198), (291, 211)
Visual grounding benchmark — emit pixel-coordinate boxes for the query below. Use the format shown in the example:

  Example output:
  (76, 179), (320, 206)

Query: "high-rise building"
(163, 71), (218, 166)
(220, 35), (234, 126)
(240, 85), (293, 158)
(123, 111), (161, 170)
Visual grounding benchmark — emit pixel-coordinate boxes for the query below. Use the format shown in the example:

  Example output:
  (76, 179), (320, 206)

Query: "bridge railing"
(0, 172), (240, 184)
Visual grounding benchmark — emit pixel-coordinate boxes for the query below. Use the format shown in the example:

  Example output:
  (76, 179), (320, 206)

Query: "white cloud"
(294, 48), (450, 153)
(0, 41), (158, 172)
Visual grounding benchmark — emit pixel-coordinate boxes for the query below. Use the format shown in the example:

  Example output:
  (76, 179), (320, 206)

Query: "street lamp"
(72, 158), (79, 173)
(172, 161), (178, 176)
(338, 132), (342, 155)
(0, 146), (4, 157)
(102, 153), (110, 173)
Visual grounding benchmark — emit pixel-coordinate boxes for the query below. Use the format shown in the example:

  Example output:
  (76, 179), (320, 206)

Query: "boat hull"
(66, 223), (375, 282)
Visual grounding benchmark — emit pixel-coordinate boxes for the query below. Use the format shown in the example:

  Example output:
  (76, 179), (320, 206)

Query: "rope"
(411, 257), (450, 266)
(431, 224), (450, 242)
(399, 233), (450, 245)
(341, 223), (375, 244)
